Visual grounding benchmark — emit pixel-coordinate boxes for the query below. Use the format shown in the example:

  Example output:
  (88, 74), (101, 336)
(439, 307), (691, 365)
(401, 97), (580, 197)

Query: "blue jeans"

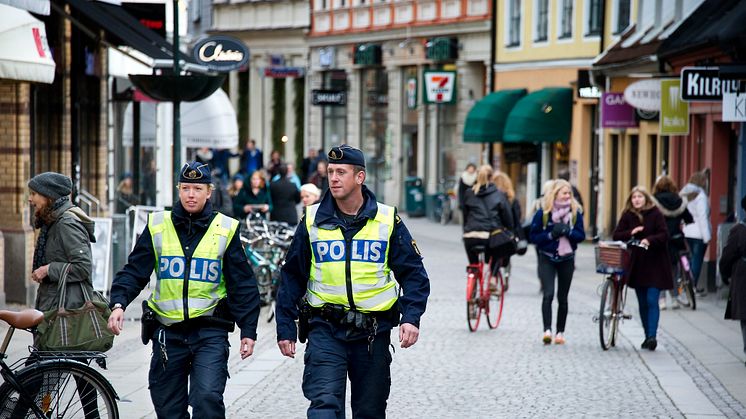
(302, 322), (392, 419)
(686, 238), (708, 288)
(635, 287), (661, 339)
(149, 327), (230, 419)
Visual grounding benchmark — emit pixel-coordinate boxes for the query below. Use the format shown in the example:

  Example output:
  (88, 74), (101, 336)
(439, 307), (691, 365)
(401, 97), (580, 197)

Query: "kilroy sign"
(192, 36), (249, 72)
(680, 67), (743, 102)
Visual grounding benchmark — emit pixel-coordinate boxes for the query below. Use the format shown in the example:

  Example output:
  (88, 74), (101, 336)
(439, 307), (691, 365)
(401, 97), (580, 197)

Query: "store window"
(534, 0), (548, 42)
(322, 70), (348, 151)
(360, 68), (388, 199)
(401, 67), (418, 178)
(507, 0), (521, 47)
(558, 0), (572, 39)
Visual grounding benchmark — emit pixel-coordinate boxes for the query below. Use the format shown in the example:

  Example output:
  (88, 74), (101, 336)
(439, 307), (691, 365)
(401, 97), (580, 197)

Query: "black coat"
(461, 184), (514, 234)
(612, 207), (673, 290)
(653, 191), (693, 262)
(720, 223), (746, 320)
(269, 178), (301, 225)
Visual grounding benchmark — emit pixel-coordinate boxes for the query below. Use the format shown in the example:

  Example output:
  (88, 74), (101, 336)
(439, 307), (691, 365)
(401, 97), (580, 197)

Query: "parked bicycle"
(672, 241), (697, 310)
(594, 239), (647, 350)
(465, 246), (505, 332)
(433, 178), (458, 225)
(0, 309), (119, 418)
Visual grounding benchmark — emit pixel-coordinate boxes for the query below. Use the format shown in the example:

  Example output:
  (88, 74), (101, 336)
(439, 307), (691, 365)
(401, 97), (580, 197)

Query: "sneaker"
(676, 295), (690, 307)
(554, 333), (565, 345)
(659, 299), (667, 310)
(542, 330), (552, 345)
(671, 299), (681, 310)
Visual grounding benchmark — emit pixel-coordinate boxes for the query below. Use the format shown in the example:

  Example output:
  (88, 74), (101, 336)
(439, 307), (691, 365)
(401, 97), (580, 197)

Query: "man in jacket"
(276, 145), (430, 418)
(269, 164), (301, 225)
(107, 162), (260, 419)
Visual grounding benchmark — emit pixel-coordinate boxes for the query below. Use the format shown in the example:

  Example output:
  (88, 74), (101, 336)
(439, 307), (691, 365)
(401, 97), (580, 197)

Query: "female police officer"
(276, 145), (431, 419)
(107, 162), (260, 419)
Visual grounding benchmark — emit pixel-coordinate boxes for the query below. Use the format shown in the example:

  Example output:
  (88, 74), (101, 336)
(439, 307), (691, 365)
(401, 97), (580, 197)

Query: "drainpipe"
(488, 0), (497, 166)
(172, 0), (182, 181)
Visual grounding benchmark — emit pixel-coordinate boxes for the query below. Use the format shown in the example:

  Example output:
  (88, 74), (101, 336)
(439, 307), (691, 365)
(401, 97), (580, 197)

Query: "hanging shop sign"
(263, 67), (305, 78)
(312, 89), (347, 106)
(319, 47), (335, 68)
(577, 69), (601, 99)
(623, 79), (661, 111)
(192, 35), (249, 72)
(406, 77), (417, 109)
(423, 70), (457, 104)
(680, 67), (743, 102)
(660, 79), (689, 135)
(722, 92), (746, 122)
(600, 93), (637, 128)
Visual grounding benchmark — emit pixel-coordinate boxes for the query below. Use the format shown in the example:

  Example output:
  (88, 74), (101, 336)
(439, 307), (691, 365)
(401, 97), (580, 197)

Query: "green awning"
(463, 89), (527, 143)
(503, 87), (573, 143)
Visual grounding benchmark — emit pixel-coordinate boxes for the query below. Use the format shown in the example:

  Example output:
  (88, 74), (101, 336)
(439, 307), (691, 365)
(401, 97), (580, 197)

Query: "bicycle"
(0, 309), (119, 418)
(672, 241), (697, 310)
(466, 246), (505, 332)
(594, 239), (646, 350)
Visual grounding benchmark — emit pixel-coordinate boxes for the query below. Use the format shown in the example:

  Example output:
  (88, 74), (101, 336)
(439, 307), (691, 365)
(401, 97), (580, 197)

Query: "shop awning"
(0, 0), (49, 15)
(463, 89), (527, 143)
(0, 4), (56, 83)
(123, 88), (238, 149)
(503, 87), (573, 143)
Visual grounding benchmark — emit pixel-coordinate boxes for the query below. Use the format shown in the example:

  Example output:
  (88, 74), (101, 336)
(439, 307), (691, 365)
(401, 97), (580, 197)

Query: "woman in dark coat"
(233, 170), (272, 219)
(269, 164), (301, 225)
(613, 186), (673, 351)
(719, 195), (746, 366)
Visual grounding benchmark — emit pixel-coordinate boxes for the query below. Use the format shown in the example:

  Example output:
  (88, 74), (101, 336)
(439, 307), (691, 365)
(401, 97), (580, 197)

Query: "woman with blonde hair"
(680, 170), (711, 293)
(613, 186), (673, 350)
(232, 170), (272, 219)
(461, 165), (514, 291)
(529, 179), (585, 345)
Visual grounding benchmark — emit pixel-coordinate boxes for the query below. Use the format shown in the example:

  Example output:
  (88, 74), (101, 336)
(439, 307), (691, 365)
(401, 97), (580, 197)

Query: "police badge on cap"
(327, 145), (366, 168)
(179, 162), (212, 184)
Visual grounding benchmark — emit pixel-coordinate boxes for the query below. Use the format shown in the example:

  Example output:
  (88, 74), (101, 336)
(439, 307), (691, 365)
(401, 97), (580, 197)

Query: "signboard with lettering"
(624, 79), (661, 111)
(192, 36), (249, 72)
(723, 92), (746, 122)
(264, 67), (305, 78)
(600, 93), (637, 128)
(660, 79), (689, 135)
(423, 70), (457, 104)
(577, 69), (601, 99)
(312, 89), (347, 106)
(680, 67), (743, 102)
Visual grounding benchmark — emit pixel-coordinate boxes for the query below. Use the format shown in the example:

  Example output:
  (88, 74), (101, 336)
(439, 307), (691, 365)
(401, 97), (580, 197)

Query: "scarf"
(552, 198), (573, 256)
(32, 196), (69, 270)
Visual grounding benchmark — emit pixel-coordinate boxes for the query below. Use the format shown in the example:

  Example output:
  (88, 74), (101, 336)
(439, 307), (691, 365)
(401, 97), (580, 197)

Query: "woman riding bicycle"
(461, 165), (514, 292)
(612, 186), (673, 351)
(529, 179), (585, 345)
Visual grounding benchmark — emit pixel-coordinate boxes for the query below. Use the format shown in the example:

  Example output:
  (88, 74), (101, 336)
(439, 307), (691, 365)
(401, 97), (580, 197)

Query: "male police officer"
(276, 145), (430, 418)
(107, 162), (260, 419)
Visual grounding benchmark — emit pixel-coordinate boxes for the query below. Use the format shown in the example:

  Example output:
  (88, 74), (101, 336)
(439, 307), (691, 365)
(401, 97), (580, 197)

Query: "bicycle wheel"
(681, 269), (697, 311)
(598, 278), (617, 351)
(486, 270), (505, 329)
(466, 268), (481, 332)
(0, 359), (119, 419)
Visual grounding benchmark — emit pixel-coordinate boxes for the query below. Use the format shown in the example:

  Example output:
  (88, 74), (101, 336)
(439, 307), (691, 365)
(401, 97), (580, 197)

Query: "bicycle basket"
(594, 245), (630, 274)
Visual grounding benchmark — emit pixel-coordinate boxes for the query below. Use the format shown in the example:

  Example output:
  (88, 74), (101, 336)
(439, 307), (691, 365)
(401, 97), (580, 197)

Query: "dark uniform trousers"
(303, 321), (393, 419)
(148, 326), (230, 419)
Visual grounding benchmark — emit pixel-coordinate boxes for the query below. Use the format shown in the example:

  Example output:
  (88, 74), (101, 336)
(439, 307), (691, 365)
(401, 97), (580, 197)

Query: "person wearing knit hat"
(28, 172), (73, 200)
(107, 161), (260, 418)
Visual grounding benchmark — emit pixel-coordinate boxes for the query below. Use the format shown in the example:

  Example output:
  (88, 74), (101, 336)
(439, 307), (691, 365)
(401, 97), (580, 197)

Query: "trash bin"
(404, 177), (426, 217)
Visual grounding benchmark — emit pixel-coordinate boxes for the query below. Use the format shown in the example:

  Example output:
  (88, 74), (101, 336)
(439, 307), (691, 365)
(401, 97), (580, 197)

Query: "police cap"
(327, 145), (365, 168)
(179, 162), (212, 184)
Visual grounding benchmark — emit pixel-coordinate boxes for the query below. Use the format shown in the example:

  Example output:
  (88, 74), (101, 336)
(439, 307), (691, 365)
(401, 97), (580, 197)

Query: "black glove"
(551, 223), (570, 239)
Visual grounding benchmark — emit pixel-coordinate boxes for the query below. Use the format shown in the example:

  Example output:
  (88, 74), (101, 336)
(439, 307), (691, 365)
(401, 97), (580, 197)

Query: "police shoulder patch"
(411, 239), (421, 256)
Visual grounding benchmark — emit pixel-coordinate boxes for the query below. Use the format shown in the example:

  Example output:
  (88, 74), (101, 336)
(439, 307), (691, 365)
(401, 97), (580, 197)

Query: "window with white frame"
(586, 0), (602, 36)
(615, 0), (631, 34)
(534, 0), (548, 42)
(507, 0), (521, 46)
(558, 0), (572, 39)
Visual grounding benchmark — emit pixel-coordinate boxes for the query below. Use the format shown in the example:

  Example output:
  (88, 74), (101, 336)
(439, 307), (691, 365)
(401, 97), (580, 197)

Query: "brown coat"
(720, 223), (746, 320)
(612, 207), (674, 290)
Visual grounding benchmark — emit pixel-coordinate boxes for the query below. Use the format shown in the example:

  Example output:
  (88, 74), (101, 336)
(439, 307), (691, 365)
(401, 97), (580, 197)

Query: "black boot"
(641, 338), (651, 349)
(647, 337), (657, 351)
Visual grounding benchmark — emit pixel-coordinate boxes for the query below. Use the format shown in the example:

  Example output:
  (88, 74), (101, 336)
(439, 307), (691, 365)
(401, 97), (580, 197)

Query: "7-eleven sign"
(423, 70), (457, 104)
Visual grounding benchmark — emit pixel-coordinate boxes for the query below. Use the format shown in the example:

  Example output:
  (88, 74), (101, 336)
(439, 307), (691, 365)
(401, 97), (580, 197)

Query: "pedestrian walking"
(719, 195), (746, 367)
(529, 179), (585, 345)
(309, 159), (329, 196)
(28, 171), (101, 417)
(232, 170), (272, 219)
(612, 186), (673, 351)
(300, 183), (322, 207)
(115, 172), (139, 213)
(680, 170), (712, 293)
(457, 163), (477, 210)
(651, 175), (693, 310)
(107, 161), (260, 419)
(269, 164), (301, 225)
(528, 179), (557, 293)
(461, 165), (514, 292)
(267, 149), (284, 179)
(276, 145), (430, 419)
(272, 162), (302, 191)
(239, 139), (263, 177)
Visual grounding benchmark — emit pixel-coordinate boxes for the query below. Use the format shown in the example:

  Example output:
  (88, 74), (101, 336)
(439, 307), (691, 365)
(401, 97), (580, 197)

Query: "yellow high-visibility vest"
(147, 211), (238, 325)
(305, 202), (398, 312)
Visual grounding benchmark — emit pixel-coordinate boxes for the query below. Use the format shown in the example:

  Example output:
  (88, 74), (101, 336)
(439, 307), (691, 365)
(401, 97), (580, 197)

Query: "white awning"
(0, 4), (55, 83)
(123, 88), (239, 149)
(0, 0), (49, 15)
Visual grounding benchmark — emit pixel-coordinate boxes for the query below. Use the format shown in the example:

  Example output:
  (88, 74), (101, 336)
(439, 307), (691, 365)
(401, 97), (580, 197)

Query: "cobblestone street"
(4, 216), (744, 418)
